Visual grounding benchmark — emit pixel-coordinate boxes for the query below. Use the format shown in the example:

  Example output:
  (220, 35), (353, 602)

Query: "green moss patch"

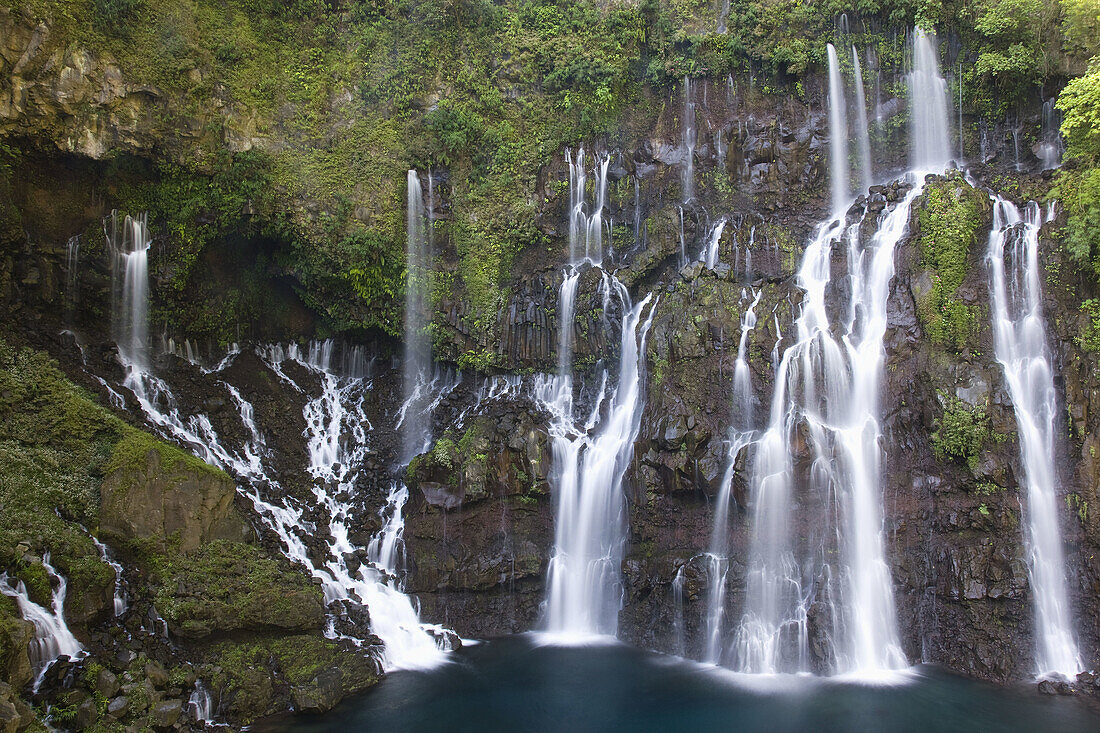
(106, 428), (224, 481)
(135, 540), (323, 639)
(916, 175), (987, 351)
(931, 392), (1002, 471)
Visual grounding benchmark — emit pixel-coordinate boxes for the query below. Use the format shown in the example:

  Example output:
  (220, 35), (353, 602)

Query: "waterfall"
(827, 44), (850, 214)
(1038, 99), (1064, 170)
(672, 566), (687, 656)
(402, 170), (432, 463)
(90, 535), (128, 616)
(732, 182), (918, 675)
(541, 277), (657, 638)
(852, 46), (874, 192)
(567, 148), (610, 265)
(261, 344), (449, 670)
(107, 211), (151, 370)
(65, 234), (80, 318)
(986, 198), (1081, 679)
(682, 77), (696, 204)
(909, 29), (951, 173)
(0, 555), (84, 689)
(704, 289), (761, 664)
(97, 205), (447, 670)
(188, 681), (215, 725)
(703, 219), (727, 269)
(558, 268), (581, 379)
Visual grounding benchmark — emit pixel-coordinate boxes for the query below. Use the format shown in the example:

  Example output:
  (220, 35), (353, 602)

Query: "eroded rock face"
(100, 439), (251, 552)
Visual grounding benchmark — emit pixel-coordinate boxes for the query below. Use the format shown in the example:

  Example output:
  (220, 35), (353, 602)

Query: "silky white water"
(1038, 99), (1064, 171)
(541, 273), (657, 638)
(986, 198), (1081, 678)
(728, 32), (956, 673)
(567, 148), (610, 265)
(188, 681), (216, 725)
(852, 45), (874, 191)
(682, 77), (696, 204)
(909, 29), (951, 173)
(0, 555), (84, 689)
(732, 186), (916, 676)
(91, 535), (128, 616)
(107, 211), (151, 370)
(827, 44), (850, 213)
(704, 289), (761, 664)
(402, 170), (433, 463)
(703, 219), (727, 270)
(101, 207), (447, 671)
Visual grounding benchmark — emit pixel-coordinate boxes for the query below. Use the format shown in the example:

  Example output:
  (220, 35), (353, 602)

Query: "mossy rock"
(100, 431), (251, 553)
(0, 595), (33, 691)
(914, 174), (992, 351)
(145, 541), (324, 639)
(204, 635), (379, 723)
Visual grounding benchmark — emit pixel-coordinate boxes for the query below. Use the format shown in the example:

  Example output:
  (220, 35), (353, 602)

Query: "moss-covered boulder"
(0, 595), (32, 692)
(100, 432), (251, 552)
(204, 635), (379, 722)
(144, 541), (324, 639)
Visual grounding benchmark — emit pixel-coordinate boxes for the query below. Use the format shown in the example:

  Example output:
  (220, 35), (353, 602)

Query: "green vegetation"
(0, 0), (1093, 348)
(1054, 58), (1100, 351)
(136, 540), (323, 638)
(916, 175), (986, 350)
(9, 0), (1065, 349)
(930, 392), (998, 470)
(0, 339), (120, 605)
(106, 427), (223, 479)
(204, 634), (377, 723)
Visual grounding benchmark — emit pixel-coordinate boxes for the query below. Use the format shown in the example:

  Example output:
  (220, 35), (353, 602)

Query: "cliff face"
(2, 1), (1098, 729)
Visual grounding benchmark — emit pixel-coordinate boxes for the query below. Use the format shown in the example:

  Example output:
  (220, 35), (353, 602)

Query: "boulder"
(106, 696), (129, 718)
(290, 668), (343, 714)
(0, 682), (34, 733)
(151, 699), (182, 728)
(100, 433), (250, 552)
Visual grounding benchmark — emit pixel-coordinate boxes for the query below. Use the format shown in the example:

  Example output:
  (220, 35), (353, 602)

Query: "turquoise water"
(264, 636), (1100, 733)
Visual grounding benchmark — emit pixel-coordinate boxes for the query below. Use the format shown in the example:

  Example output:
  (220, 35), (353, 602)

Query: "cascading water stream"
(107, 211), (151, 371)
(909, 29), (951, 173)
(1038, 99), (1064, 171)
(252, 345), (448, 670)
(732, 187), (915, 677)
(986, 198), (1081, 679)
(541, 276), (657, 638)
(729, 29), (958, 673)
(188, 681), (215, 725)
(567, 148), (610, 266)
(827, 44), (850, 213)
(0, 555), (84, 689)
(852, 45), (874, 191)
(99, 205), (447, 671)
(91, 535), (128, 616)
(402, 170), (433, 463)
(703, 289), (761, 664)
(703, 219), (727, 270)
(682, 77), (696, 204)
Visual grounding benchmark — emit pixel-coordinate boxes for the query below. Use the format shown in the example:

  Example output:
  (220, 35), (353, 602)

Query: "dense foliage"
(0, 0), (1096, 348)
